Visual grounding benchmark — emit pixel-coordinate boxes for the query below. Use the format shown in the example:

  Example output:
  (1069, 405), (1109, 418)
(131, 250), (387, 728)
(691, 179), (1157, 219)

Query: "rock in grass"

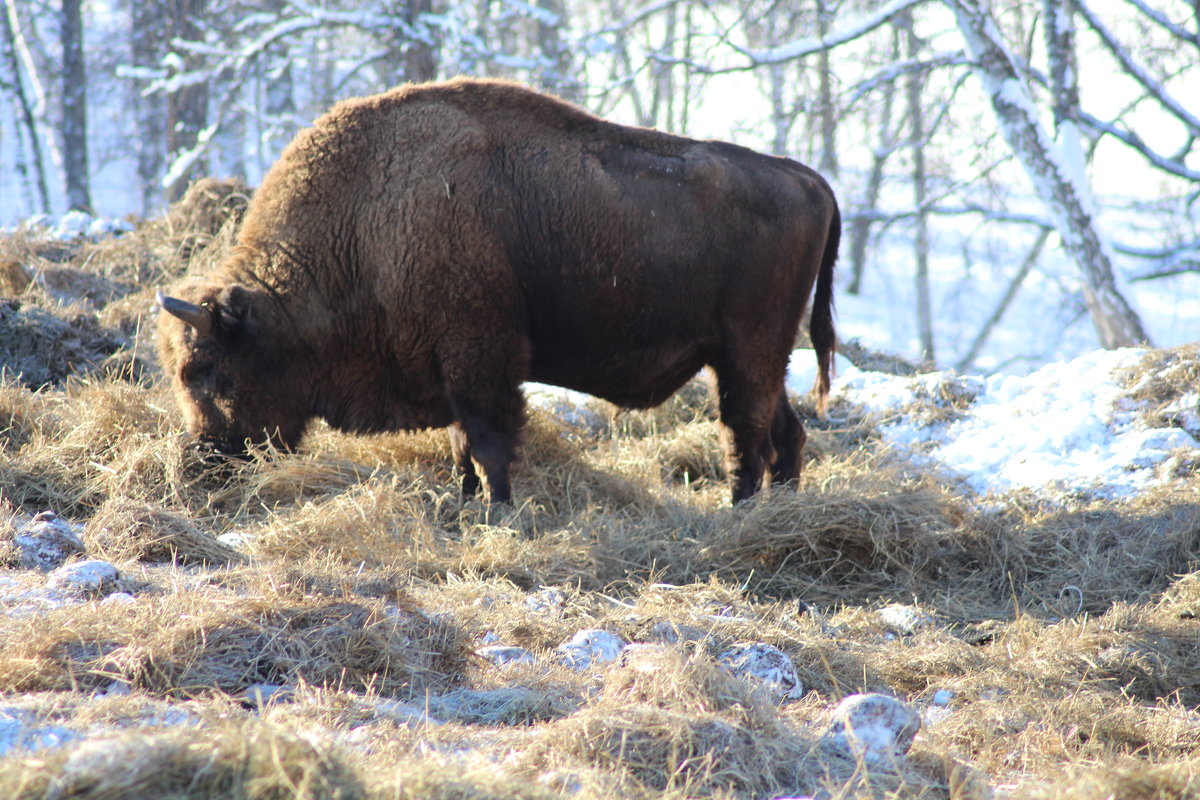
(878, 603), (934, 636)
(47, 560), (120, 597)
(243, 684), (294, 708)
(14, 511), (86, 570)
(478, 645), (536, 667)
(557, 629), (626, 670)
(526, 587), (565, 613)
(822, 693), (921, 765)
(717, 642), (804, 700)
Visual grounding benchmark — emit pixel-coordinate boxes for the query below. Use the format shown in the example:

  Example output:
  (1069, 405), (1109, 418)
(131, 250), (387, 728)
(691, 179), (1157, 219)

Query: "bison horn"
(157, 291), (213, 336)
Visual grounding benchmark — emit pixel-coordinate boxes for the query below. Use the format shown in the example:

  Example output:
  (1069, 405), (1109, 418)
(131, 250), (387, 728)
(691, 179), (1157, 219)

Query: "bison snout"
(188, 438), (252, 463)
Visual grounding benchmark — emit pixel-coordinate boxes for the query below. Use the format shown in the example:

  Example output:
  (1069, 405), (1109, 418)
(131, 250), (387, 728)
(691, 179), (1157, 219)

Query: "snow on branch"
(1121, 0), (1200, 47)
(592, 0), (683, 36)
(846, 50), (969, 108)
(1075, 0), (1200, 136)
(742, 0), (928, 65)
(1078, 111), (1200, 181)
(161, 122), (218, 191)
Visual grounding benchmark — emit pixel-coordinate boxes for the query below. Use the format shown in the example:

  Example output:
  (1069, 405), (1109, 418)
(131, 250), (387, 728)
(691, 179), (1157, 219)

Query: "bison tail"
(809, 200), (839, 417)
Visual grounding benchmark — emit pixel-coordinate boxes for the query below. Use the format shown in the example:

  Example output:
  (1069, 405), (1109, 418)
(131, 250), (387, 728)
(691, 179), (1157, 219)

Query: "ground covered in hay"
(0, 185), (1198, 799)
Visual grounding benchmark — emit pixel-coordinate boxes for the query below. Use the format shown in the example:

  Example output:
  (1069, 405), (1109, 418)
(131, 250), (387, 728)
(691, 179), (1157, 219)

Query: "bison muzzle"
(157, 77), (839, 505)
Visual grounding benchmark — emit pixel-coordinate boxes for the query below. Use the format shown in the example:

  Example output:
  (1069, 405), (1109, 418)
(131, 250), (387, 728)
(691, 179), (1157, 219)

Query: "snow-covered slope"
(802, 347), (1199, 499)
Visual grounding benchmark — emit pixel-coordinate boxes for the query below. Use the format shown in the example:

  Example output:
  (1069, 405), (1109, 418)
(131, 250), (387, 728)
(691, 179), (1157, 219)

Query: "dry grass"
(0, 179), (1198, 798)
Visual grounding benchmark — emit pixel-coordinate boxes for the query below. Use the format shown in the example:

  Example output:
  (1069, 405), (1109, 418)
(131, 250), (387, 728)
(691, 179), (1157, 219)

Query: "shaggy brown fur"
(157, 77), (839, 504)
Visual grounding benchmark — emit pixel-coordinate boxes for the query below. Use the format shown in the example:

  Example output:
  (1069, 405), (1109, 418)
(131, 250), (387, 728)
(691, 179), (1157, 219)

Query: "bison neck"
(314, 347), (456, 435)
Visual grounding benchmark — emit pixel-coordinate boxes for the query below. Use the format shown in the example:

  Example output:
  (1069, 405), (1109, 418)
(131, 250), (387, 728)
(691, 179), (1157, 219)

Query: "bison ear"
(157, 291), (214, 337)
(214, 284), (255, 334)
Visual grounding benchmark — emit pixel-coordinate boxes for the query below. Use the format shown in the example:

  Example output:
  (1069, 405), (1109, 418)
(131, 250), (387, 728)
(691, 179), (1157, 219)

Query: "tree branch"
(739, 0), (928, 65)
(1078, 111), (1200, 181)
(1075, 0), (1200, 136)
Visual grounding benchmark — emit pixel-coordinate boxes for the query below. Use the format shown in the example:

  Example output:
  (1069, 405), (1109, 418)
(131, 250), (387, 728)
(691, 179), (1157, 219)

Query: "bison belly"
(529, 339), (709, 409)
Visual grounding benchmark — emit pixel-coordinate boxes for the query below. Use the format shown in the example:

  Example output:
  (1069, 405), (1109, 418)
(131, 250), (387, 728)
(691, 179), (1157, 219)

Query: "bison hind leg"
(766, 393), (805, 487)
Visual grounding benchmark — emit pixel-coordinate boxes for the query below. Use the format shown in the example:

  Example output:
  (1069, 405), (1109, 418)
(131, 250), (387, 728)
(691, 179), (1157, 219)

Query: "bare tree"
(60, 0), (90, 212)
(0, 0), (49, 213)
(129, 0), (166, 213)
(164, 0), (209, 201)
(950, 0), (1151, 348)
(846, 26), (902, 296)
(901, 9), (934, 364)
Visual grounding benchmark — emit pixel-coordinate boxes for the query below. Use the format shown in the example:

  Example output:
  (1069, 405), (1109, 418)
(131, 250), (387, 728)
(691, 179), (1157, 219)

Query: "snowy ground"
(811, 348), (1198, 500)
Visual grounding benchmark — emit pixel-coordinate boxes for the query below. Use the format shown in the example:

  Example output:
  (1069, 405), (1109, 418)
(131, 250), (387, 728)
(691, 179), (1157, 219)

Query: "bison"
(156, 77), (839, 505)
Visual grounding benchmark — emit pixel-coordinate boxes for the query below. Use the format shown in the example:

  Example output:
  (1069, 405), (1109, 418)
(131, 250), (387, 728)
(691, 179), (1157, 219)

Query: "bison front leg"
(448, 423), (482, 498)
(447, 394), (521, 506)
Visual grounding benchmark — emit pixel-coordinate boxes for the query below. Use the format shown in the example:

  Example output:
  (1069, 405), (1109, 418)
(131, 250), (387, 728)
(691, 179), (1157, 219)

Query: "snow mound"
(7, 212), (132, 241)
(831, 347), (1198, 499)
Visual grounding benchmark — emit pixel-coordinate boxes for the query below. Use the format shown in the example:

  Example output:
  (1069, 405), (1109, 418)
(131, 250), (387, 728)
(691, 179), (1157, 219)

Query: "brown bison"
(157, 77), (839, 505)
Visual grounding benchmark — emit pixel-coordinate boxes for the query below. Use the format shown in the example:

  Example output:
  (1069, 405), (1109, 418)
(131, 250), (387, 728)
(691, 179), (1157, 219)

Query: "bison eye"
(181, 362), (213, 386)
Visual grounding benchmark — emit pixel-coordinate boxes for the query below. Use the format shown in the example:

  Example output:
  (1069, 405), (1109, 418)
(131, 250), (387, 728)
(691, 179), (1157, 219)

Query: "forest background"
(1, 0), (1197, 373)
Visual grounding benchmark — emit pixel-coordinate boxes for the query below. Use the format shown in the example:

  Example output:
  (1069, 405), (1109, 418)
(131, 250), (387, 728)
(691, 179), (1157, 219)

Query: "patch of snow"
(0, 708), (81, 757)
(372, 698), (443, 728)
(47, 560), (121, 597)
(822, 348), (1200, 499)
(53, 210), (94, 239)
(524, 383), (606, 432)
(617, 643), (673, 672)
(785, 349), (858, 399)
(243, 684), (294, 707)
(3, 213), (132, 241)
(556, 629), (626, 670)
(217, 531), (253, 548)
(1, 586), (72, 617)
(878, 604), (934, 636)
(478, 645), (536, 667)
(525, 587), (565, 613)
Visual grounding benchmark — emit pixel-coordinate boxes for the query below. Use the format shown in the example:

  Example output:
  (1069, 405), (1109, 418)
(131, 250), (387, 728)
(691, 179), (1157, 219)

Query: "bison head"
(156, 283), (311, 458)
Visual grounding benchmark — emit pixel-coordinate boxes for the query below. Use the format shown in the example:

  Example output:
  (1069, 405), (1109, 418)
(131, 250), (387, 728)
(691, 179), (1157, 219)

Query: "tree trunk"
(402, 0), (437, 83)
(60, 0), (90, 213)
(847, 27), (901, 297)
(0, 0), (49, 212)
(816, 0), (837, 176)
(903, 11), (934, 364)
(130, 0), (165, 214)
(165, 0), (209, 202)
(949, 0), (1151, 348)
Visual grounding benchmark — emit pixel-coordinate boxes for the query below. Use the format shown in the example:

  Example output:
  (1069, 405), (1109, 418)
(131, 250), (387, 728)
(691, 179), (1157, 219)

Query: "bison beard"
(156, 77), (839, 506)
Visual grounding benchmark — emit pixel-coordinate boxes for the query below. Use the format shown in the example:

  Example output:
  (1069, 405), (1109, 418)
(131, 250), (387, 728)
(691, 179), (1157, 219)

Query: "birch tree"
(949, 0), (1151, 348)
(0, 0), (49, 212)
